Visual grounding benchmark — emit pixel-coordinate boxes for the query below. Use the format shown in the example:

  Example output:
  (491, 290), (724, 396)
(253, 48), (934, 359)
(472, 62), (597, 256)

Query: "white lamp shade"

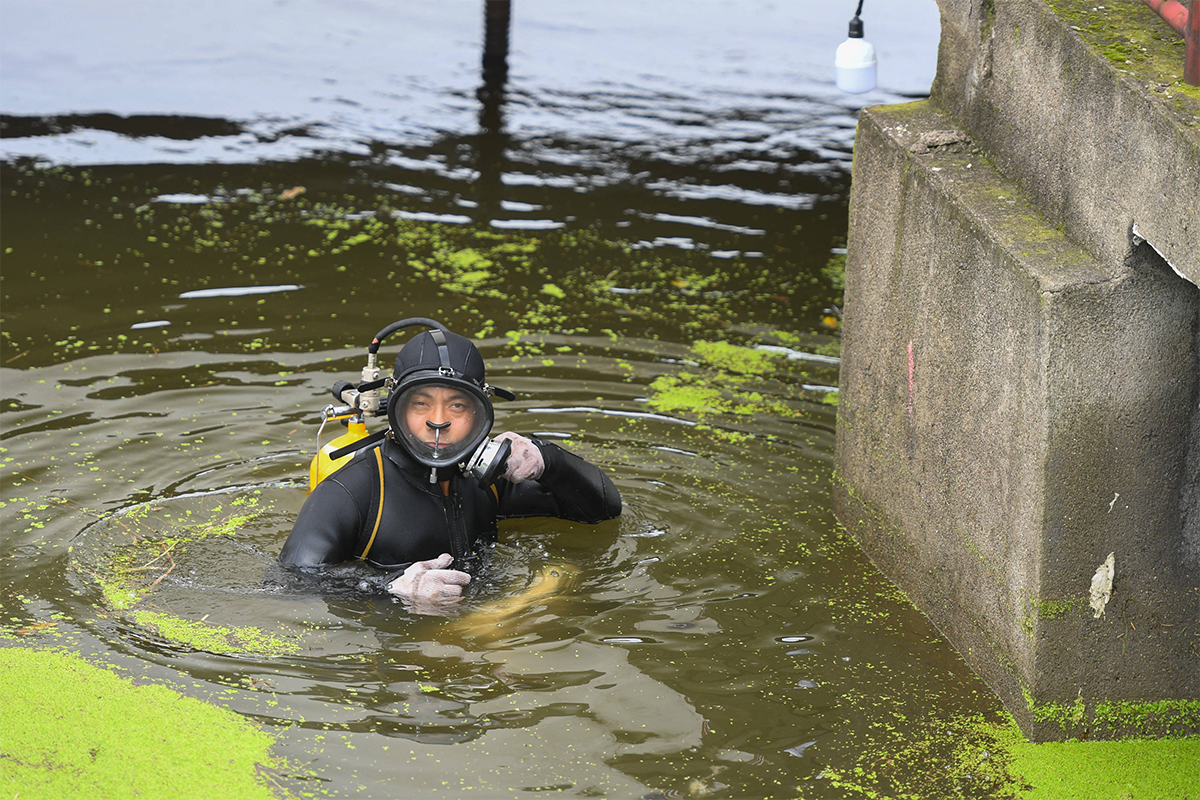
(836, 37), (877, 93)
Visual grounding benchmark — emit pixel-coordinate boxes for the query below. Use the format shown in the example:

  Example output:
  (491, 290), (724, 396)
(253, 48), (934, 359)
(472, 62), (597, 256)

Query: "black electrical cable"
(848, 0), (865, 38)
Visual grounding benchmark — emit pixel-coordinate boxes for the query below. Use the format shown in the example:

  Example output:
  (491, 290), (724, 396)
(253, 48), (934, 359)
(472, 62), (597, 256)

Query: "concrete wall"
(933, 0), (1199, 284)
(834, 0), (1200, 741)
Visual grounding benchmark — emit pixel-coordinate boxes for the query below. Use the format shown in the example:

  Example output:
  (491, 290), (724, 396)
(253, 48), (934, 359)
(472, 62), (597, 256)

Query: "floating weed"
(647, 376), (728, 416)
(0, 648), (292, 800)
(691, 340), (780, 376)
(797, 705), (1200, 800)
(71, 496), (296, 656)
(1022, 688), (1200, 739)
(822, 249), (846, 295)
(1005, 732), (1200, 800)
(2, 161), (841, 367)
(130, 610), (300, 656)
(645, 339), (833, 421)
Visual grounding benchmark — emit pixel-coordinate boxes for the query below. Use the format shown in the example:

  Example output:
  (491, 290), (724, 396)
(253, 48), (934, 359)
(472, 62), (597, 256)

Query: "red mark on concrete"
(907, 340), (915, 419)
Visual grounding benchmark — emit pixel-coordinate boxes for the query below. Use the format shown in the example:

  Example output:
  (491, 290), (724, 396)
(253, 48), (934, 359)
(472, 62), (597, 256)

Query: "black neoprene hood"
(393, 329), (487, 387)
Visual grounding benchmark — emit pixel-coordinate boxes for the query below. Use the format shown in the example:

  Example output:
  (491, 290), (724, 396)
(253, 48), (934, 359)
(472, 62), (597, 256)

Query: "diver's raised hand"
(494, 431), (545, 483)
(387, 553), (471, 602)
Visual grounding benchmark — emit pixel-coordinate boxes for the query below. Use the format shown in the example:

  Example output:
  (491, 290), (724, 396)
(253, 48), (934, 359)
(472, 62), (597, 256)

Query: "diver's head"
(387, 328), (493, 471)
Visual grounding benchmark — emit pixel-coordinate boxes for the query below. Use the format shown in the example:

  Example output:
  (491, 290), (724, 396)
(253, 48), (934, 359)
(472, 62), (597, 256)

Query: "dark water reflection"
(0, 2), (1013, 798)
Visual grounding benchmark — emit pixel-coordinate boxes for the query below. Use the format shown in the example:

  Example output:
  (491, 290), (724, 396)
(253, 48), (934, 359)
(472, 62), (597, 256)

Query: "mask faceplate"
(388, 379), (493, 468)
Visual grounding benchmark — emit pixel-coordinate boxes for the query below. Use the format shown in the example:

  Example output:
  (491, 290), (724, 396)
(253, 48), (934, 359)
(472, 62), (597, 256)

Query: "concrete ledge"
(835, 99), (1199, 741)
(932, 0), (1200, 285)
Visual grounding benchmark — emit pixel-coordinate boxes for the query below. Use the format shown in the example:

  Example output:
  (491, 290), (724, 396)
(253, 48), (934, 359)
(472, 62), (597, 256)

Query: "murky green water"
(1, 3), (1017, 797)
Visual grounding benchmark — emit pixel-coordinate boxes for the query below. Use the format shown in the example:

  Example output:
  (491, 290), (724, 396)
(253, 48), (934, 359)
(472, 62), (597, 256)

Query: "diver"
(278, 320), (622, 610)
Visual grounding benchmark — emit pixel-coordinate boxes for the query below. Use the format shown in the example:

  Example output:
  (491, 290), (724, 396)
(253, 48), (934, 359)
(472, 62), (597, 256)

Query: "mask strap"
(428, 328), (455, 375)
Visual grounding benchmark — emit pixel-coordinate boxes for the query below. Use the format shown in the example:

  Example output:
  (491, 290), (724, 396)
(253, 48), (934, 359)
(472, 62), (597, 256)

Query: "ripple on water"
(2, 253), (1003, 798)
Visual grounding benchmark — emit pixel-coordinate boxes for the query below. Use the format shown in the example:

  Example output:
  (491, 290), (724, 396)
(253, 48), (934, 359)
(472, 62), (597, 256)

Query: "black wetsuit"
(279, 436), (621, 572)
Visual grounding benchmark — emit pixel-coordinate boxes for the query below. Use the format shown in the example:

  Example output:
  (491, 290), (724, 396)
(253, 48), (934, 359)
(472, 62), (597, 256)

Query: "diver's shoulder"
(318, 446), (385, 491)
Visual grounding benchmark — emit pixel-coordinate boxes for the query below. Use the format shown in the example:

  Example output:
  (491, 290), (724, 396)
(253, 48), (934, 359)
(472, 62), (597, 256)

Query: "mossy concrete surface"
(932, 0), (1199, 285)
(0, 646), (288, 800)
(835, 97), (1199, 741)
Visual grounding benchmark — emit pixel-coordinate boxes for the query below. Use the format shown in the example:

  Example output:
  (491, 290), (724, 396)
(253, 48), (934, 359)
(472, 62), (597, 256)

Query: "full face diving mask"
(389, 380), (491, 469)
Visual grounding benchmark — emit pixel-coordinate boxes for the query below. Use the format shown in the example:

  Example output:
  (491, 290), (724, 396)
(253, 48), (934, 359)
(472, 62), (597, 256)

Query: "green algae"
(646, 339), (837, 421)
(1026, 687), (1088, 730)
(0, 647), (289, 800)
(691, 339), (778, 376)
(798, 710), (1199, 800)
(646, 376), (729, 416)
(802, 714), (1022, 800)
(822, 249), (846, 294)
(1094, 699), (1200, 735)
(2, 158), (835, 364)
(86, 506), (261, 611)
(2, 159), (837, 370)
(73, 495), (302, 657)
(130, 610), (301, 657)
(1007, 732), (1200, 800)
(646, 371), (795, 419)
(1023, 688), (1200, 739)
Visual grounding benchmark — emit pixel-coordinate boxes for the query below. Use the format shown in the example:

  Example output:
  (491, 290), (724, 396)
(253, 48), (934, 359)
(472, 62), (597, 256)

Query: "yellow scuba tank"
(309, 417), (368, 491)
(309, 357), (385, 492)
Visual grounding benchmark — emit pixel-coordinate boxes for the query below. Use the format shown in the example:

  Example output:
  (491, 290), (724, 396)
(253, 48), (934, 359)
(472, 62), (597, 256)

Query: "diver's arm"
(278, 477), (364, 567)
(496, 438), (622, 523)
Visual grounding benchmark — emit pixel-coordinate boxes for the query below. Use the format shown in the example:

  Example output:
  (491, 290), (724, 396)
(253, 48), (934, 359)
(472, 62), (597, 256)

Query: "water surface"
(1, 3), (1015, 798)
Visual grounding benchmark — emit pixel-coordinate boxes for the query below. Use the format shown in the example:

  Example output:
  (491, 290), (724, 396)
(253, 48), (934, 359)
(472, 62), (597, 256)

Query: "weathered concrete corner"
(835, 0), (1200, 743)
(933, 0), (1199, 284)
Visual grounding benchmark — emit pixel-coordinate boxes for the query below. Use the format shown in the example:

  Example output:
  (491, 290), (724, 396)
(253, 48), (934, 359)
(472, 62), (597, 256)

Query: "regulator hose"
(368, 317), (449, 355)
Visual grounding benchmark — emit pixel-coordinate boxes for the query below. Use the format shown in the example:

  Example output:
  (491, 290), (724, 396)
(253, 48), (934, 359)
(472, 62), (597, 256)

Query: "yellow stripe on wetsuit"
(358, 448), (385, 560)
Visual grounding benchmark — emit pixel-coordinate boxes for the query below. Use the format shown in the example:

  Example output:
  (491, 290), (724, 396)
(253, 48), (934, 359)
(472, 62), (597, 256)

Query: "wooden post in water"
(476, 0), (511, 215)
(482, 0), (511, 94)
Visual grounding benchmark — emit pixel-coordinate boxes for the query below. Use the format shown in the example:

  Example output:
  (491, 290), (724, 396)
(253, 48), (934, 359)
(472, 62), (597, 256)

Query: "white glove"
(387, 553), (471, 602)
(494, 431), (545, 483)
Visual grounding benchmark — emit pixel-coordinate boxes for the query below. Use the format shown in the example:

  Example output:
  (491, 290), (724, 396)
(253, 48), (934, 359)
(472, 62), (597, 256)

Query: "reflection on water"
(1, 1), (938, 165)
(0, 2), (1016, 798)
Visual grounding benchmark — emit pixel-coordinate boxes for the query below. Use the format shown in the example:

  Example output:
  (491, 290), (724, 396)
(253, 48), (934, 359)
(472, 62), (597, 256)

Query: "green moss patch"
(1045, 0), (1200, 110)
(798, 711), (1199, 800)
(70, 493), (302, 657)
(1008, 732), (1200, 800)
(0, 647), (287, 800)
(646, 339), (837, 420)
(1034, 596), (1087, 620)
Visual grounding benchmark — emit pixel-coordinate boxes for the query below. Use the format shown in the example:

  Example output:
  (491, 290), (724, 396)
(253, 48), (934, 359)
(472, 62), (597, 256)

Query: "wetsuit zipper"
(444, 487), (469, 563)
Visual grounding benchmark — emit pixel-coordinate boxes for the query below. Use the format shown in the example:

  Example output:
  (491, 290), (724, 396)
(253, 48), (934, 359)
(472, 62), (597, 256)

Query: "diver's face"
(404, 386), (475, 449)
